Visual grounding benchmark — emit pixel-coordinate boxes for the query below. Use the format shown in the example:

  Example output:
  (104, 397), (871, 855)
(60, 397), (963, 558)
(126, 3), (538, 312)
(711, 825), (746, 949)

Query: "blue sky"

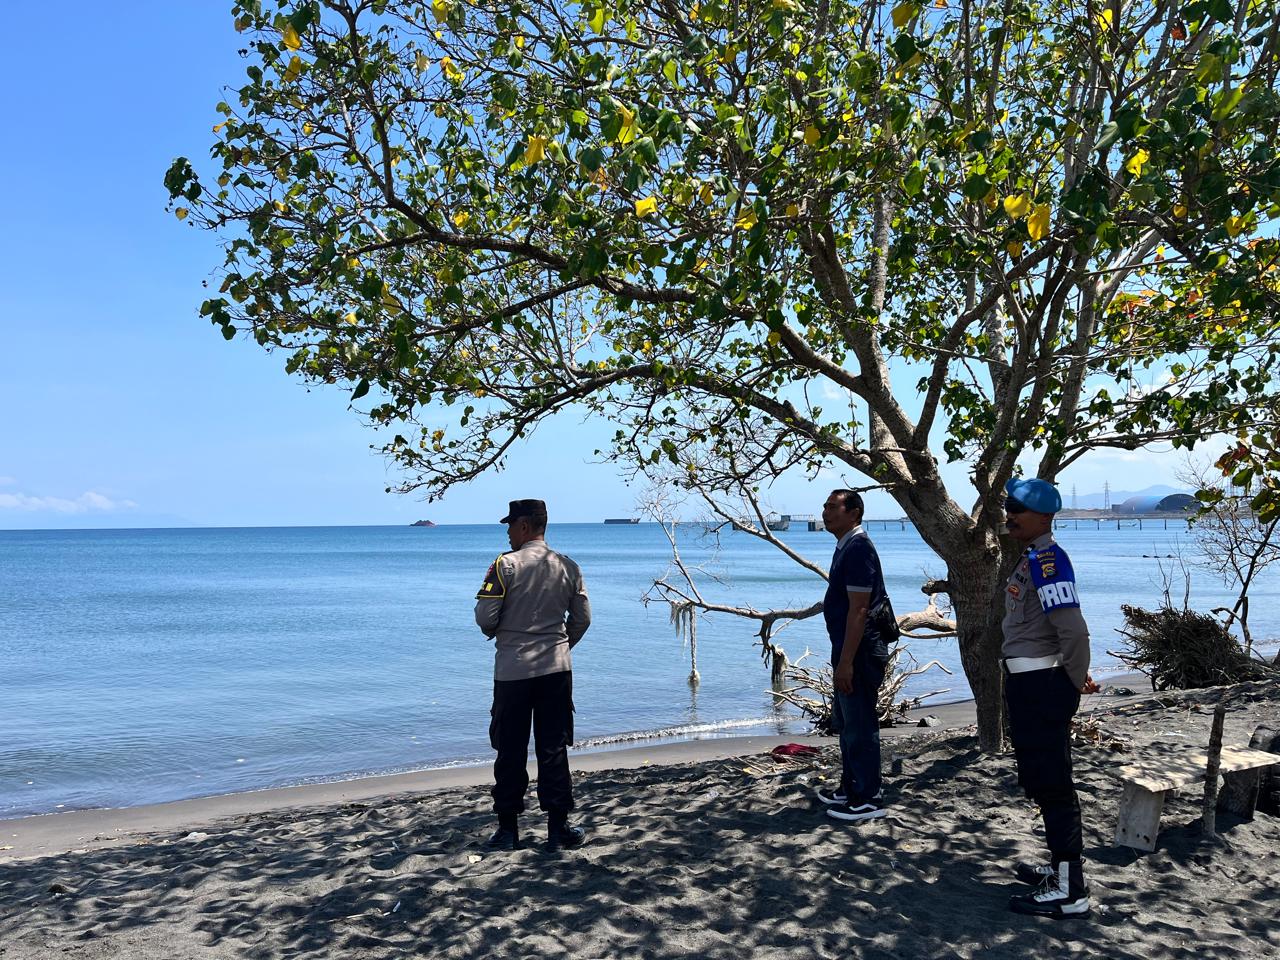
(0, 3), (1196, 530)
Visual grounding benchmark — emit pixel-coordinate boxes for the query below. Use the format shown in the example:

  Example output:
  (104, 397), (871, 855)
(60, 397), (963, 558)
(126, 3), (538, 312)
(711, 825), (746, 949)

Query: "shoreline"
(3, 680), (1276, 958)
(1, 674), (1155, 862)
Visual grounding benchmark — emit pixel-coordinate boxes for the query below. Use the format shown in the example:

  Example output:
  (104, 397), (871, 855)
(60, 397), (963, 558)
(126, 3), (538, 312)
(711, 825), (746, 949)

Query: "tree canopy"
(168, 0), (1280, 748)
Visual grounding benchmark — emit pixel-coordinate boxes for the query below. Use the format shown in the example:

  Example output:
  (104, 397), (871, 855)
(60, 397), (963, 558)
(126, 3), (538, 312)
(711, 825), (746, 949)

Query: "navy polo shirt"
(824, 527), (889, 665)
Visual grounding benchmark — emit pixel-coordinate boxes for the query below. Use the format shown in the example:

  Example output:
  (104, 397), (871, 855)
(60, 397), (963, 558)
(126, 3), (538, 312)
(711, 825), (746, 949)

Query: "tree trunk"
(947, 551), (1009, 753)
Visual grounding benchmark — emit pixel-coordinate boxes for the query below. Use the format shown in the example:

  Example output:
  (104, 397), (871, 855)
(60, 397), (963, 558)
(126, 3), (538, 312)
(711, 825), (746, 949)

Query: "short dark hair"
(526, 514), (548, 534)
(831, 489), (864, 515)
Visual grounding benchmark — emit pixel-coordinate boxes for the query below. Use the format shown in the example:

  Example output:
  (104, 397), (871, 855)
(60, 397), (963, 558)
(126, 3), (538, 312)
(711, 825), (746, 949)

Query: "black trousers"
(490, 670), (574, 817)
(1004, 666), (1083, 862)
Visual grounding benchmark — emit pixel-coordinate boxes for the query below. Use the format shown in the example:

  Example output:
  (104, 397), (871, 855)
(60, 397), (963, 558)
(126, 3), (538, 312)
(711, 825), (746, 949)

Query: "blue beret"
(1004, 477), (1062, 514)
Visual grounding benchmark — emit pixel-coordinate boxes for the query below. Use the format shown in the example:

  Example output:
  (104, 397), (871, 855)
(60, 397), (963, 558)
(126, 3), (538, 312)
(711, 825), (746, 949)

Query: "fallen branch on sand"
(773, 648), (954, 734)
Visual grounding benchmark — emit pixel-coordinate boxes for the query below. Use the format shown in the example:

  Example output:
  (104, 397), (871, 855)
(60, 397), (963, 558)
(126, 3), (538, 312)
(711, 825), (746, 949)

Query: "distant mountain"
(1066, 483), (1186, 510)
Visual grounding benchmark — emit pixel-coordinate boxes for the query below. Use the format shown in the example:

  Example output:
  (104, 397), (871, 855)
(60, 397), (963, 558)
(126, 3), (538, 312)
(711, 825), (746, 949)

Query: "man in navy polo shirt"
(814, 489), (891, 822)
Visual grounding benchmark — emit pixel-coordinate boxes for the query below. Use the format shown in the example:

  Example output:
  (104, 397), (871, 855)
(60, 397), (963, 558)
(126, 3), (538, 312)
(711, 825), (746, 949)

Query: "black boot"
(1013, 861), (1054, 885)
(484, 813), (519, 850)
(1009, 860), (1090, 918)
(547, 812), (586, 851)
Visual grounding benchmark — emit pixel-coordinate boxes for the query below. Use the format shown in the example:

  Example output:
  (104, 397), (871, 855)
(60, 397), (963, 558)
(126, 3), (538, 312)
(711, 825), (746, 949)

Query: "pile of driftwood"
(1112, 603), (1278, 691)
(773, 647), (953, 734)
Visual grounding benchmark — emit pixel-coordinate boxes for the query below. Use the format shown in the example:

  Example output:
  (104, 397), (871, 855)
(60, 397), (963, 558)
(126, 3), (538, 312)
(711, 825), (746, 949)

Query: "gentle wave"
(574, 716), (797, 749)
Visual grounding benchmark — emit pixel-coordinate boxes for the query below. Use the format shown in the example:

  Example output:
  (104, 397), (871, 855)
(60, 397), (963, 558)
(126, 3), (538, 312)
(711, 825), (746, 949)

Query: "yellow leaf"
(766, 331), (781, 345)
(893, 51), (924, 78)
(302, 121), (313, 135)
(617, 105), (637, 144)
(642, 339), (653, 352)
(441, 56), (464, 82)
(635, 196), (658, 217)
(525, 135), (548, 164)
(174, 207), (189, 221)
(212, 120), (228, 133)
(588, 7), (606, 32)
(515, 35), (525, 48)
(785, 203), (800, 218)
(273, 200), (287, 212)
(698, 182), (713, 204)
(1173, 203), (1188, 219)
(1226, 215), (1246, 238)
(347, 257), (361, 269)
(432, 0), (450, 24)
(1095, 8), (1113, 31)
(803, 125), (820, 146)
(1002, 193), (1031, 219)
(1006, 241), (1024, 257)
(934, 0), (948, 6)
(1125, 148), (1149, 177)
(689, 2), (700, 21)
(695, 257), (710, 271)
(983, 189), (999, 211)
(734, 207), (758, 230)
(284, 56), (303, 82)
(282, 24), (301, 51)
(415, 52), (432, 73)
(1027, 203), (1051, 241)
(891, 2), (917, 29)
(453, 210), (471, 228)
(344, 312), (358, 325)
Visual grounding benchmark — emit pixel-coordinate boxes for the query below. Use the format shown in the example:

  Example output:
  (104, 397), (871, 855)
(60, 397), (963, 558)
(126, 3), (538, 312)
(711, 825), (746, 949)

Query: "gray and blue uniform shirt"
(474, 540), (591, 682)
(1001, 532), (1091, 689)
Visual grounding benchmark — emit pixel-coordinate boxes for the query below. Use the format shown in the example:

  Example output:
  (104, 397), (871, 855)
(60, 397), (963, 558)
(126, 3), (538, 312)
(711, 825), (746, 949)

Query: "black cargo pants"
(490, 670), (574, 817)
(1004, 665), (1083, 863)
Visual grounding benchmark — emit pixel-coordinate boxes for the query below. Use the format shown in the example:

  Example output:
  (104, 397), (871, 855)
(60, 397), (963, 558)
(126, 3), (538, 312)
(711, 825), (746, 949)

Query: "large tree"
(168, 0), (1280, 750)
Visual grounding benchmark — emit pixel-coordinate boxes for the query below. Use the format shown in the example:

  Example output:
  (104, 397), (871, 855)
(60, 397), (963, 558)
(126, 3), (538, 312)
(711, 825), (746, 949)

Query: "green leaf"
(1211, 86), (1245, 122)
(902, 164), (925, 197)
(351, 378), (370, 400)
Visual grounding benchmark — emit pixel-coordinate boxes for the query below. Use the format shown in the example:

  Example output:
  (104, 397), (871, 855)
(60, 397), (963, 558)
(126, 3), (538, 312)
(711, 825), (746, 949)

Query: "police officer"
(1001, 478), (1099, 918)
(474, 499), (592, 851)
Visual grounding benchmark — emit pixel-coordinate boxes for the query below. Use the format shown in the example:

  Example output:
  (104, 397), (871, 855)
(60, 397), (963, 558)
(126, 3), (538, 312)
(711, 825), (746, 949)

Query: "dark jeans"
(490, 670), (574, 817)
(832, 656), (887, 803)
(1004, 666), (1083, 862)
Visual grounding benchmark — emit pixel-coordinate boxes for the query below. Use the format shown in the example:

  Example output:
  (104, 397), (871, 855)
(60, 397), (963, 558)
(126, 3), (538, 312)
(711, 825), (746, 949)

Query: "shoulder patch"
(475, 554), (506, 600)
(1028, 544), (1079, 611)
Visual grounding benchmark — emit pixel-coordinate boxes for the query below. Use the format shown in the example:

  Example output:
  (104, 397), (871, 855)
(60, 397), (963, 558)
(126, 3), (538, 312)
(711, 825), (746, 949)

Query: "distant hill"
(1067, 483), (1184, 509)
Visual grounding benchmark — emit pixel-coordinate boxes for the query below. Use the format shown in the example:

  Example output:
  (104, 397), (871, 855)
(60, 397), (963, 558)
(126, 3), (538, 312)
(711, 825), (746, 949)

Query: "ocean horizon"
(3, 521), (1277, 820)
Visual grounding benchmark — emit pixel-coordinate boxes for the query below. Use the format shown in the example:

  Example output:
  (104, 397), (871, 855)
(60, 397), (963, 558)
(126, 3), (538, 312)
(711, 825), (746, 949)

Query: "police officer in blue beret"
(1001, 477), (1099, 918)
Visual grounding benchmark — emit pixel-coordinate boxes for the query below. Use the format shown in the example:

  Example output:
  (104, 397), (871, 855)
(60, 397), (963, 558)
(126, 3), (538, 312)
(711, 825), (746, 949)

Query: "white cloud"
(0, 476), (16, 486)
(0, 490), (138, 514)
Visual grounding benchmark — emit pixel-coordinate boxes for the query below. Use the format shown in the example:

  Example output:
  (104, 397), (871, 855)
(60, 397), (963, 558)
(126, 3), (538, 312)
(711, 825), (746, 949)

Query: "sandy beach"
(2, 679), (1277, 959)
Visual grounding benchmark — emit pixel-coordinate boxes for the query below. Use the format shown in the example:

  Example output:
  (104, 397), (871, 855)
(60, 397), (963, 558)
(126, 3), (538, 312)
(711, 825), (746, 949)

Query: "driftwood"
(1201, 703), (1226, 836)
(772, 648), (953, 734)
(1111, 603), (1278, 691)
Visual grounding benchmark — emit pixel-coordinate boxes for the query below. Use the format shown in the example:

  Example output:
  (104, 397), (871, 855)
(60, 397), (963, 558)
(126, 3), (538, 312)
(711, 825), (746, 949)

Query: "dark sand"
(1, 680), (1277, 959)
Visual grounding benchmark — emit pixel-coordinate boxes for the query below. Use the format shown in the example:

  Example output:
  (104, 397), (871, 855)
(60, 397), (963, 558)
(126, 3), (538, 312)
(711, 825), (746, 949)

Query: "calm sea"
(2, 522), (1276, 819)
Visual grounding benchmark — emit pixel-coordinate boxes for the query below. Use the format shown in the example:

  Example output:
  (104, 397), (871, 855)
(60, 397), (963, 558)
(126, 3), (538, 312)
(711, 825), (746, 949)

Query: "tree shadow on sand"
(1, 684), (1277, 959)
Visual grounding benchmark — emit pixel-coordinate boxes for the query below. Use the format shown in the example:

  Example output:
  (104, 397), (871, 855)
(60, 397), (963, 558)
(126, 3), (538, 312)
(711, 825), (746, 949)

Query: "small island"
(410, 520), (437, 527)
